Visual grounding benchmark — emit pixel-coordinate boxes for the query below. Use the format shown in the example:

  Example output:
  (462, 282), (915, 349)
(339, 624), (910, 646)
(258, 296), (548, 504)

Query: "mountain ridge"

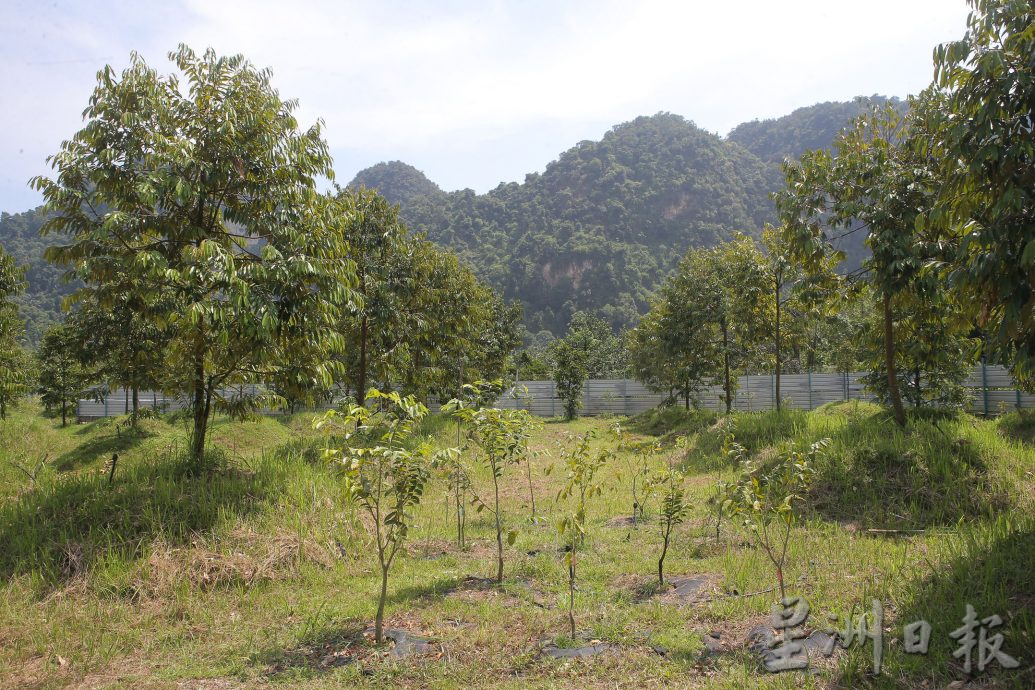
(2, 96), (898, 342)
(347, 97), (896, 334)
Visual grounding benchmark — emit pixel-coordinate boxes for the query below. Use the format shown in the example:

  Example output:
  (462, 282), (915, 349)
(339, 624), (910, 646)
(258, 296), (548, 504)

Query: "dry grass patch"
(133, 528), (335, 599)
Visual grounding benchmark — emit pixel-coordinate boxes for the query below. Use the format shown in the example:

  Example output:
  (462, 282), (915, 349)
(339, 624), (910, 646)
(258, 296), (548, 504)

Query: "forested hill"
(351, 114), (779, 335)
(0, 97), (896, 343)
(0, 208), (71, 344)
(728, 95), (906, 164)
(351, 98), (895, 336)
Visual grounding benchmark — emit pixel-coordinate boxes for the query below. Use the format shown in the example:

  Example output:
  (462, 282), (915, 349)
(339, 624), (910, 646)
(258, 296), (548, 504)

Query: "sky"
(0, 0), (972, 212)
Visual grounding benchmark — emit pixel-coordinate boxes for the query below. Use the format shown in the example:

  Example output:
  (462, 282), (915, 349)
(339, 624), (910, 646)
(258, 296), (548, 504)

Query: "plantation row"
(320, 383), (825, 653)
(0, 2), (1032, 482)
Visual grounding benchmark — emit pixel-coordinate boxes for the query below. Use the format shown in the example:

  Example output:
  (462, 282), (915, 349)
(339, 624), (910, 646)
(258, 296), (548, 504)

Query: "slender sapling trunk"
(190, 336), (209, 466)
(526, 455), (536, 520)
(775, 276), (782, 412)
(722, 324), (733, 415)
(568, 542), (577, 639)
(375, 559), (389, 643)
(493, 469), (504, 583)
(658, 522), (672, 586)
(882, 292), (907, 427)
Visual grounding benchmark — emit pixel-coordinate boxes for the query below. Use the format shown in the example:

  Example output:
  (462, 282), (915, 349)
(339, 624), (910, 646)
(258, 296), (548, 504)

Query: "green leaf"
(1022, 239), (1035, 267)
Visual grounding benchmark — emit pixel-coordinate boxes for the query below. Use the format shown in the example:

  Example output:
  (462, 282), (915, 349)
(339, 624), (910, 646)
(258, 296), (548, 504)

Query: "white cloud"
(173, 0), (976, 152)
(1, 0), (972, 208)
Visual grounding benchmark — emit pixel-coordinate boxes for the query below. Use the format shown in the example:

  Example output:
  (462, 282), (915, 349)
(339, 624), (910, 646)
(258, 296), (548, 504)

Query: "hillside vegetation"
(351, 98), (895, 335)
(0, 209), (72, 344)
(0, 98), (894, 342)
(727, 96), (905, 165)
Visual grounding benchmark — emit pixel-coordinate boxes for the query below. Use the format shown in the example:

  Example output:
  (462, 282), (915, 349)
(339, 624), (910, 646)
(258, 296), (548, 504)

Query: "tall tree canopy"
(65, 285), (170, 422)
(776, 105), (937, 426)
(923, 0), (1035, 380)
(330, 186), (521, 402)
(628, 234), (770, 411)
(36, 324), (91, 427)
(32, 46), (357, 465)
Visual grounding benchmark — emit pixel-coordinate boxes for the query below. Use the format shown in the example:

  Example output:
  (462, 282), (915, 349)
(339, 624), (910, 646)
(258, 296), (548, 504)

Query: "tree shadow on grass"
(273, 437), (325, 465)
(996, 409), (1035, 446)
(625, 406), (717, 441)
(833, 517), (1035, 688)
(808, 409), (1011, 529)
(53, 426), (157, 472)
(385, 575), (468, 605)
(725, 408), (810, 452)
(0, 447), (294, 588)
(254, 617), (368, 677)
(672, 408), (809, 476)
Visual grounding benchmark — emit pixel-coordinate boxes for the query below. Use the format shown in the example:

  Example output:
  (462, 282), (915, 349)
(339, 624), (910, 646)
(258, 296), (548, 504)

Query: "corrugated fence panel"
(78, 364), (1033, 420)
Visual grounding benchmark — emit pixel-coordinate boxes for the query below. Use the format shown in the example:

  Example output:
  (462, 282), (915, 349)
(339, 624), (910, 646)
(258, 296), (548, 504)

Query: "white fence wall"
(77, 364), (1034, 420)
(75, 384), (339, 420)
(497, 364), (1032, 417)
(77, 389), (182, 419)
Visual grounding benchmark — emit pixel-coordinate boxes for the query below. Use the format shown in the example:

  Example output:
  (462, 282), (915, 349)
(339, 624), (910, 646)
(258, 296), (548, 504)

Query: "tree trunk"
(493, 471), (504, 583)
(455, 476), (463, 548)
(375, 562), (388, 644)
(459, 484), (467, 549)
(358, 270), (368, 403)
(568, 546), (577, 639)
(132, 386), (139, 419)
(658, 528), (670, 586)
(410, 350), (422, 397)
(775, 278), (782, 413)
(455, 419), (465, 548)
(358, 314), (368, 403)
(913, 367), (921, 408)
(526, 457), (536, 520)
(722, 324), (733, 415)
(632, 476), (639, 522)
(882, 292), (906, 427)
(61, 399), (67, 427)
(715, 499), (722, 543)
(189, 336), (209, 467)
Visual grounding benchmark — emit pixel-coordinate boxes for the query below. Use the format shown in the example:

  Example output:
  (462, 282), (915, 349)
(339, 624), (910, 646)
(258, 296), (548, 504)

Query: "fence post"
(982, 359), (989, 416)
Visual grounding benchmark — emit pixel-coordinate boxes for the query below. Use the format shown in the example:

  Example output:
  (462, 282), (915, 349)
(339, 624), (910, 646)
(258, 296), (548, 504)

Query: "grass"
(0, 398), (1032, 688)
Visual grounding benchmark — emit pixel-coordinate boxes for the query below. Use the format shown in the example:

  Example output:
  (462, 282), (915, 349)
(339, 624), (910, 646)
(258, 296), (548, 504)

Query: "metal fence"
(77, 364), (1034, 420)
(75, 384), (332, 421)
(496, 364), (1034, 417)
